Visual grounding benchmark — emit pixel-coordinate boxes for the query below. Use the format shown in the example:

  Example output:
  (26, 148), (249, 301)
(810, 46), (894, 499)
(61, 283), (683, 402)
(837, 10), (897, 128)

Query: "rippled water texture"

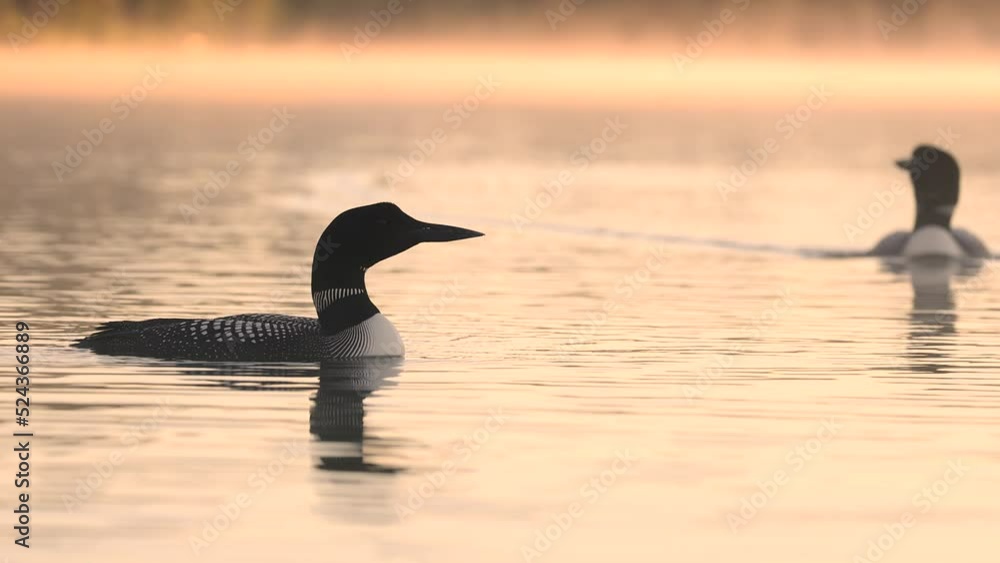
(2, 102), (1000, 562)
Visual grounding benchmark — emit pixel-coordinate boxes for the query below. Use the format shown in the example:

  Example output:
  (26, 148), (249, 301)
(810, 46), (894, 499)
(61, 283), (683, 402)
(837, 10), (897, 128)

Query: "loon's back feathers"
(74, 203), (482, 362)
(80, 318), (195, 340)
(74, 313), (403, 361)
(953, 228), (990, 258)
(75, 314), (315, 344)
(74, 314), (315, 360)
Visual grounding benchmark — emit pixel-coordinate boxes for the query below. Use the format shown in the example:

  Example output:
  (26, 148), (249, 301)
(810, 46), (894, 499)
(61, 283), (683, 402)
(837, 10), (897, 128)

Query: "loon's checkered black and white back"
(74, 311), (404, 361)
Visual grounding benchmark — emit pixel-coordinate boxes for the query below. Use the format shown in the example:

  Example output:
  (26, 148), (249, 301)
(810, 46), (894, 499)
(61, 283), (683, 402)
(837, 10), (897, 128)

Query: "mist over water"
(4, 0), (1000, 47)
(4, 0), (1000, 108)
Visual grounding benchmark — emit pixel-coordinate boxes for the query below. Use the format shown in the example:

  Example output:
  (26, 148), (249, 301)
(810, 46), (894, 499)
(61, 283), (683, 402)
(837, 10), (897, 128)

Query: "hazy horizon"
(5, 0), (1000, 46)
(6, 0), (999, 108)
(4, 42), (999, 110)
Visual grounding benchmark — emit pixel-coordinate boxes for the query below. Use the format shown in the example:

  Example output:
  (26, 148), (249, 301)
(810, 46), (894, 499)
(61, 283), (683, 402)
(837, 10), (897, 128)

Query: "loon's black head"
(895, 145), (960, 229)
(312, 202), (483, 291)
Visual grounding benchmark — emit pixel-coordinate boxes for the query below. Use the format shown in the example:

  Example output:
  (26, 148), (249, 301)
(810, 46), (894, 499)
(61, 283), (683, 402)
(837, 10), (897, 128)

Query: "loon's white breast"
(902, 226), (963, 259)
(351, 314), (405, 358)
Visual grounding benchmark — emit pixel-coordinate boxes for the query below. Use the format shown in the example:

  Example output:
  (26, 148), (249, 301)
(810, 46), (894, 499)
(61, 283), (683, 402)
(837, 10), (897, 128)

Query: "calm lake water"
(2, 100), (1000, 562)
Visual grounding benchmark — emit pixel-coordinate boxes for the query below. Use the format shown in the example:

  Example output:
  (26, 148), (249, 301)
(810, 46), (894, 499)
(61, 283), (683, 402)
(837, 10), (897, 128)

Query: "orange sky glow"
(4, 42), (999, 109)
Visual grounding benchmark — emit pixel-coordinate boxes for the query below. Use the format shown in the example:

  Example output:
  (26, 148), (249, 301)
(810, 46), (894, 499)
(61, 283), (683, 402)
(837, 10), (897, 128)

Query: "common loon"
(73, 203), (483, 361)
(869, 145), (989, 258)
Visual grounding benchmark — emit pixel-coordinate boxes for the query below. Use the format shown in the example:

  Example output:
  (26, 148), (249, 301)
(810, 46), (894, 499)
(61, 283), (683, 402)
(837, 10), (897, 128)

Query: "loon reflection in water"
(880, 256), (984, 375)
(178, 359), (403, 474)
(309, 359), (404, 474)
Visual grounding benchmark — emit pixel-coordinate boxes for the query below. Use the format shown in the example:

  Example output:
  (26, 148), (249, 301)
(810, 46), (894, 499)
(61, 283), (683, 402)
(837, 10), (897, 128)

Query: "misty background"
(3, 0), (999, 48)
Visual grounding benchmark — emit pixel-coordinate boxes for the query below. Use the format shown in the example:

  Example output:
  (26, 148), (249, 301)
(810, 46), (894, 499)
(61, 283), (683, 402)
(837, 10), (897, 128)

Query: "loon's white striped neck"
(312, 281), (379, 335)
(312, 287), (367, 314)
(310, 259), (378, 333)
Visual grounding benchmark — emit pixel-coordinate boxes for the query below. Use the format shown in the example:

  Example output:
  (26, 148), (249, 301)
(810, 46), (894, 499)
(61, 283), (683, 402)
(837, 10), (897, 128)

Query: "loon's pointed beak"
(895, 158), (913, 170)
(411, 221), (484, 243)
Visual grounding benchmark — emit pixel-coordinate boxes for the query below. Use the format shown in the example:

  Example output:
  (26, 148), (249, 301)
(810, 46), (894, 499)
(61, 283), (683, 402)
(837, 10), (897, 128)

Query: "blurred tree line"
(2, 0), (998, 45)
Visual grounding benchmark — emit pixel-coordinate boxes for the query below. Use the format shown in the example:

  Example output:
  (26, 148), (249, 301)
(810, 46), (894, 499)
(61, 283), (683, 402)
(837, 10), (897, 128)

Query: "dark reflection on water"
(908, 267), (957, 375)
(309, 360), (404, 475)
(879, 257), (984, 374)
(157, 359), (405, 474)
(907, 256), (967, 334)
(117, 358), (410, 524)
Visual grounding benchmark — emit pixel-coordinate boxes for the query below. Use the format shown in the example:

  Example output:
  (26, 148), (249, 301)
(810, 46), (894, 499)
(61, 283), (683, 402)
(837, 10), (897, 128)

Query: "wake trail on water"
(428, 214), (999, 261)
(464, 217), (872, 259)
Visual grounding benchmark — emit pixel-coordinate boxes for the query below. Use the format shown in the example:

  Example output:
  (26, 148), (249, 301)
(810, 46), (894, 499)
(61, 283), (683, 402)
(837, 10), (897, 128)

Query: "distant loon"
(869, 145), (989, 258)
(73, 203), (483, 361)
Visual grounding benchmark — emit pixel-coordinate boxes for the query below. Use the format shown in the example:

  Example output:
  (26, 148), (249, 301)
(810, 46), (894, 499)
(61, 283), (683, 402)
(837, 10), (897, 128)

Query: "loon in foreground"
(869, 145), (989, 258)
(74, 203), (483, 361)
